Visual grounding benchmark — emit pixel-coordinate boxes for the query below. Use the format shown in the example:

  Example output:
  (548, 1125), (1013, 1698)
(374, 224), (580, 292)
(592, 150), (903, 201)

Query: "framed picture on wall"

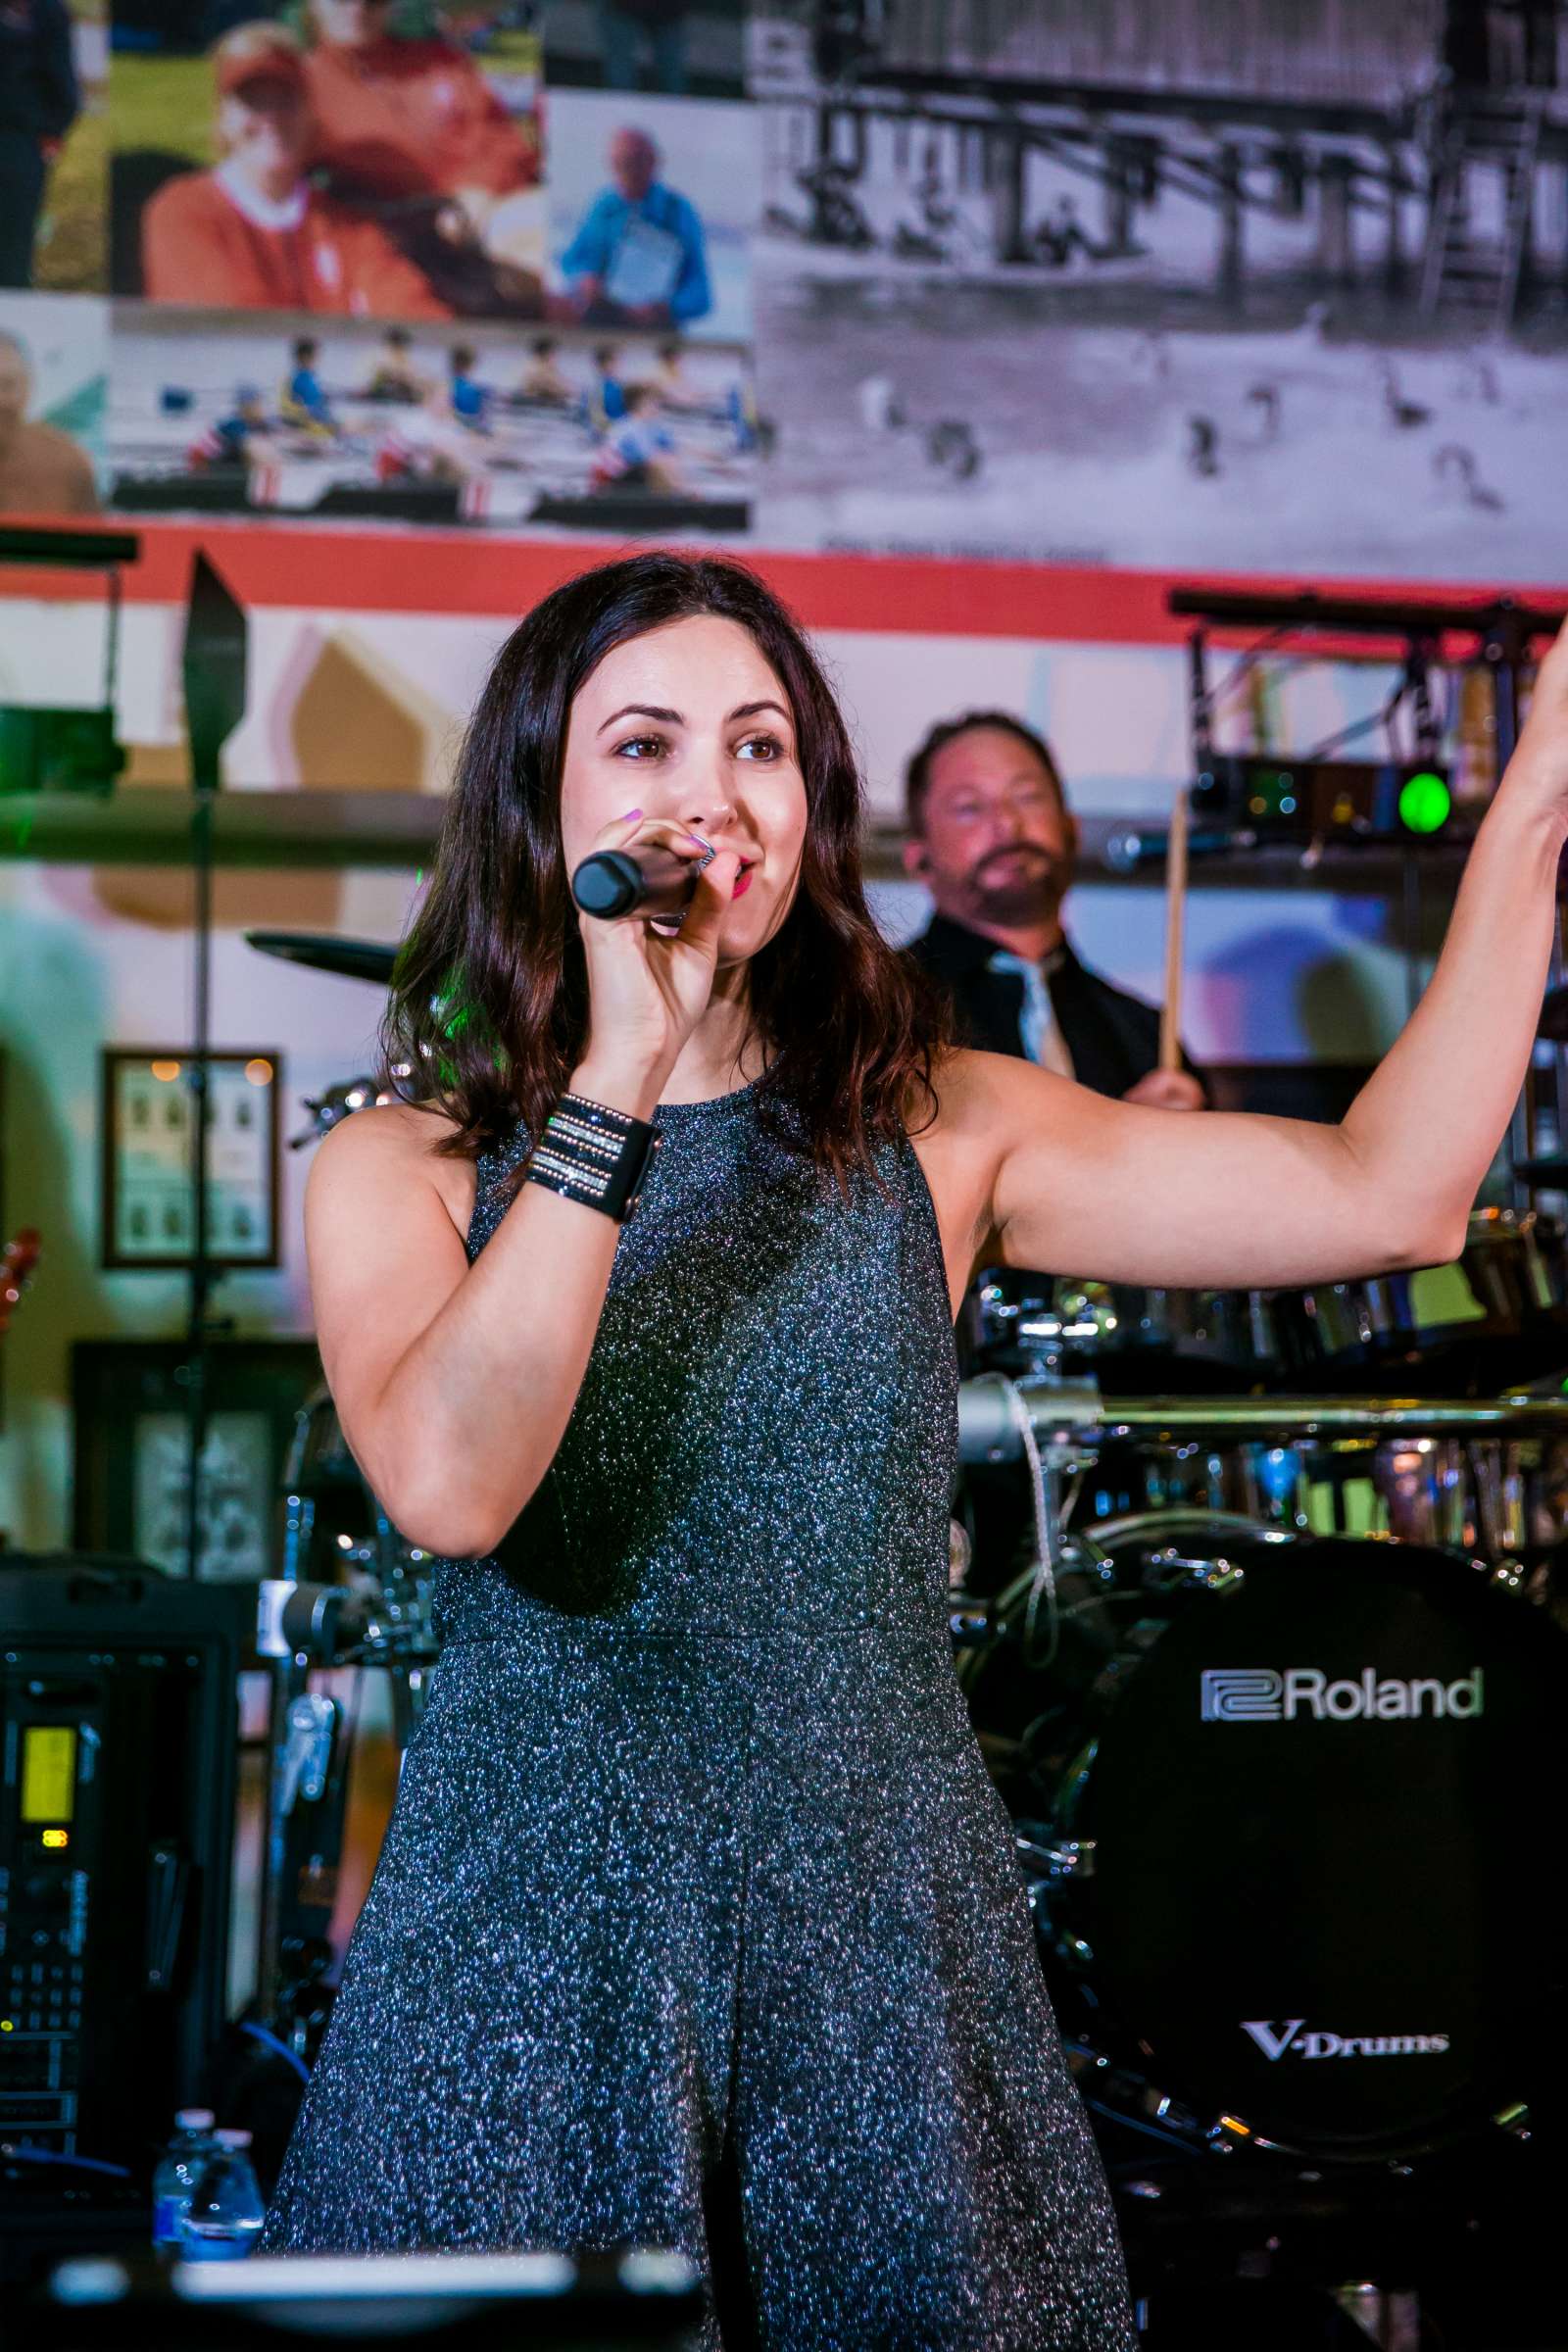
(73, 1339), (323, 1582)
(100, 1049), (282, 1270)
(0, 1047), (9, 1432)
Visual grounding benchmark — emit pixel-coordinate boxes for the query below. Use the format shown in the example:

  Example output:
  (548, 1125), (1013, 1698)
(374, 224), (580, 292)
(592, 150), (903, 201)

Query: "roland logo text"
(1200, 1667), (1483, 1723)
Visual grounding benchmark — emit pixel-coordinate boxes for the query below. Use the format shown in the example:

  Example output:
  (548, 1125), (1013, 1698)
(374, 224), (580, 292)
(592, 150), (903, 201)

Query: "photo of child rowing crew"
(108, 311), (760, 529)
(111, 0), (544, 320)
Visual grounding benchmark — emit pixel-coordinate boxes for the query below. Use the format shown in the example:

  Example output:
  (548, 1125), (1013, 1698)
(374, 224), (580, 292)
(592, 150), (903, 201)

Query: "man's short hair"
(293, 336), (318, 362)
(904, 710), (1067, 834)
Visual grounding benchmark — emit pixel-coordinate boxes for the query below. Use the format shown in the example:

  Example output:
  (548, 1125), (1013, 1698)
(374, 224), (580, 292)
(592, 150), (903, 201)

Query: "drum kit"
(954, 1232), (1568, 2192)
(946, 751), (1568, 2205)
(243, 927), (1568, 2214)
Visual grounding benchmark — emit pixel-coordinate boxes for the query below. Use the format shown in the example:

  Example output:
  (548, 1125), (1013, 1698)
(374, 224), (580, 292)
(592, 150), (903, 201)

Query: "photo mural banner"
(3, 0), (1568, 576)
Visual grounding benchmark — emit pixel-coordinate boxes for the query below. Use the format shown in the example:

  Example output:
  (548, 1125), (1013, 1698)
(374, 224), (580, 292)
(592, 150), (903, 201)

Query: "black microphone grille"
(571, 850), (644, 917)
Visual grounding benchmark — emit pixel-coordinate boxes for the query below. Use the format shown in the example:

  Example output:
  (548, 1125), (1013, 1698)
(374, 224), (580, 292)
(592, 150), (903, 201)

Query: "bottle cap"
(175, 2109), (216, 2130)
(213, 2128), (252, 2149)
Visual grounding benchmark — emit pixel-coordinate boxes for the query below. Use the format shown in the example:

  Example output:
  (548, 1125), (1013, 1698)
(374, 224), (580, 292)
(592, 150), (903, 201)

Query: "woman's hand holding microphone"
(568, 809), (743, 1121)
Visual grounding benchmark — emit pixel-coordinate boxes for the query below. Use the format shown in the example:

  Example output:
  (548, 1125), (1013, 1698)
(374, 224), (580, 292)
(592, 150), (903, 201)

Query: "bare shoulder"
(306, 1098), (476, 1245)
(911, 1046), (1110, 1215)
(917, 1046), (1076, 1156)
(906, 1050), (1084, 1308)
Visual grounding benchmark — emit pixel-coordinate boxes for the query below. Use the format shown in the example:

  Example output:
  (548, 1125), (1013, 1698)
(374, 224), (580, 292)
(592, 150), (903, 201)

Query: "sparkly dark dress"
(264, 1085), (1135, 2349)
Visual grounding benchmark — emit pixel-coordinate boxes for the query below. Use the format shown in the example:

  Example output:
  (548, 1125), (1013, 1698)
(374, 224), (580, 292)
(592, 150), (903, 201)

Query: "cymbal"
(245, 931), (398, 986)
(1541, 985), (1568, 1042)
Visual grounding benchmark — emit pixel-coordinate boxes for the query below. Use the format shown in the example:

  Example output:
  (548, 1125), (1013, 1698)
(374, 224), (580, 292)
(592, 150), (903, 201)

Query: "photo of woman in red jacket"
(140, 23), (454, 318)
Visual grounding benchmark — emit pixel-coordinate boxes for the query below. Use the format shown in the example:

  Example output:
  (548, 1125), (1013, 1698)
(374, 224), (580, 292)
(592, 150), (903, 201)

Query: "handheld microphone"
(570, 841), (716, 921)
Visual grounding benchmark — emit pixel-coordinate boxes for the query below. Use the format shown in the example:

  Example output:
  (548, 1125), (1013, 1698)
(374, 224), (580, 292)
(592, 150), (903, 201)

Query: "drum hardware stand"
(253, 1567), (438, 2040)
(290, 1075), (390, 1149)
(1334, 2282), (1422, 2349)
(1014, 1827), (1095, 1888)
(1477, 602), (1568, 1208)
(959, 1385), (1568, 1566)
(962, 1371), (1102, 1668)
(958, 1381), (1568, 1461)
(1398, 635), (1444, 1027)
(265, 1687), (356, 2051)
(254, 1583), (362, 2039)
(176, 553), (249, 1580)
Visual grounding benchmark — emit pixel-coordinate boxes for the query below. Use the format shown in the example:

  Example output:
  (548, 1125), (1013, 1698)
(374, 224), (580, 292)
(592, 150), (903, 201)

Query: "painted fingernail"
(620, 807), (642, 821)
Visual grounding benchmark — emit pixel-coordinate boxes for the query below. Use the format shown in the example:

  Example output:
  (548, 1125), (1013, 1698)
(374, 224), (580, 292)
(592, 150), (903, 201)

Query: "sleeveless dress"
(264, 1085), (1135, 2350)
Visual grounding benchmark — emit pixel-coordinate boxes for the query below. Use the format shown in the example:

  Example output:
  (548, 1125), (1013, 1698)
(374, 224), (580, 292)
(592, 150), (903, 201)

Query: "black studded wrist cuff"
(524, 1092), (661, 1223)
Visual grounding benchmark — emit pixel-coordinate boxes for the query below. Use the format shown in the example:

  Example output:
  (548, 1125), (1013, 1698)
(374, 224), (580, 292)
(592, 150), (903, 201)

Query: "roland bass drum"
(961, 1520), (1568, 2163)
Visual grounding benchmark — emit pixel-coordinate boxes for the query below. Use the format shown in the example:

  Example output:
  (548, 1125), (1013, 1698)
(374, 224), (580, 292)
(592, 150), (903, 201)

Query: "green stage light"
(1397, 770), (1451, 836)
(0, 707), (123, 795)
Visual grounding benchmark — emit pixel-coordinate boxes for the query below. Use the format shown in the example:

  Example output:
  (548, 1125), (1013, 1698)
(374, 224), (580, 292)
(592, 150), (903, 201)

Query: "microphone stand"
(1479, 606), (1557, 1210)
(1399, 635), (1441, 1029)
(178, 553), (248, 1579)
(181, 758), (218, 1581)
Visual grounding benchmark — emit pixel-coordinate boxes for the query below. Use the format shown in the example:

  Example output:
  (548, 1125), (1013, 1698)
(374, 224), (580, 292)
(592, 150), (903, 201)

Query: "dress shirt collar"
(918, 910), (1073, 981)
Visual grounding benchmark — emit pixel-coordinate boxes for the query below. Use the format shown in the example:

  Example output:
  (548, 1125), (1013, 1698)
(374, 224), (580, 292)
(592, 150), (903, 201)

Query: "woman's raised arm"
(961, 624), (1568, 1293)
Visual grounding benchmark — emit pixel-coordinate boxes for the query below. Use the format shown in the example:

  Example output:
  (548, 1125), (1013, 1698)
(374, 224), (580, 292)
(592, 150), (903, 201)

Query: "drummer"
(902, 710), (1206, 1107)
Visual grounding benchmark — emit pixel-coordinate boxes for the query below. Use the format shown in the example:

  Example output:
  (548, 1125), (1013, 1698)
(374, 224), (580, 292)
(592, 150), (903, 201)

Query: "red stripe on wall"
(2, 514), (1565, 645)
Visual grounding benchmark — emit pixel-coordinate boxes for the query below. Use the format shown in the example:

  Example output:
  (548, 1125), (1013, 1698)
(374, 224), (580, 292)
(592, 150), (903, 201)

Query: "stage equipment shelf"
(0, 796), (1480, 890)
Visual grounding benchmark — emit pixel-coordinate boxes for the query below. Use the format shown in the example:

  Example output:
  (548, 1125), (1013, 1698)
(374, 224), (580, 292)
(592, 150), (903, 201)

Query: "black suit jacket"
(906, 912), (1200, 1100)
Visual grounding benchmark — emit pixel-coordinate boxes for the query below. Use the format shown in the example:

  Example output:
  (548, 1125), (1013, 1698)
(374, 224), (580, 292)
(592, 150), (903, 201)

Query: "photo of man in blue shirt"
(558, 125), (711, 330)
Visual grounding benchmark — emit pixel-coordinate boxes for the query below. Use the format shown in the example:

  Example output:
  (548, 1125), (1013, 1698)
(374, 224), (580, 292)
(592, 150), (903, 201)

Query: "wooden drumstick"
(1158, 786), (1189, 1073)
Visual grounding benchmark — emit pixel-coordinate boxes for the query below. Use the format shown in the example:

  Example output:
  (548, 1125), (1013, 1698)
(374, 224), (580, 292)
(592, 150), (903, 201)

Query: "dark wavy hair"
(381, 552), (949, 1184)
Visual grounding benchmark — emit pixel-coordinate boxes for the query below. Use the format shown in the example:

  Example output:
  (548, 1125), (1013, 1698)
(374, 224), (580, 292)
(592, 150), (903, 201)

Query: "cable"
(1205, 623), (1299, 716)
(999, 1376), (1062, 1669)
(1083, 2098), (1201, 2153)
(241, 2018), (311, 2085)
(1, 2141), (132, 2180)
(1300, 681), (1407, 764)
(1383, 694), (1406, 764)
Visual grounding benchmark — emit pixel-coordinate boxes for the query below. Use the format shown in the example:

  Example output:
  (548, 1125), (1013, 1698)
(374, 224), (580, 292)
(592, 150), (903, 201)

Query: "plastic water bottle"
(151, 2108), (216, 2251)
(178, 2128), (266, 2261)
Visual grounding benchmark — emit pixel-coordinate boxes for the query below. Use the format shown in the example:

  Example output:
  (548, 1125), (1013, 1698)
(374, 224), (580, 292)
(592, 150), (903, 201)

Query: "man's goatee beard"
(969, 877), (1069, 927)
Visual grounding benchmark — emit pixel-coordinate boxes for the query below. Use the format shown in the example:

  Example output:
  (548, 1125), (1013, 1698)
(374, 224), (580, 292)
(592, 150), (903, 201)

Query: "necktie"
(988, 950), (1074, 1079)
